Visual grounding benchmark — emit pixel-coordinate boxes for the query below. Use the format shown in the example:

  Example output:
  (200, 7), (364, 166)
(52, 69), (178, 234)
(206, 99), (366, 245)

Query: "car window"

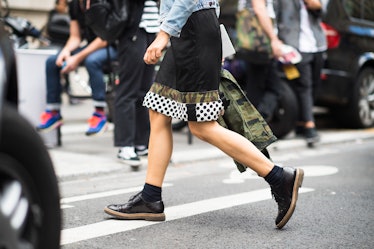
(343, 0), (374, 22)
(343, 0), (360, 19)
(363, 0), (374, 22)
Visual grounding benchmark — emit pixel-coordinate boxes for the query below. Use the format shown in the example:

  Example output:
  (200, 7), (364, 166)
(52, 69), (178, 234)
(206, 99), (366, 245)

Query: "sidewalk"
(47, 98), (374, 181)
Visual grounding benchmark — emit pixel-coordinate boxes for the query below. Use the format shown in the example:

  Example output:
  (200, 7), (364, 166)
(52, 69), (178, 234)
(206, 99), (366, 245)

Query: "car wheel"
(268, 81), (298, 138)
(344, 67), (374, 128)
(0, 104), (61, 249)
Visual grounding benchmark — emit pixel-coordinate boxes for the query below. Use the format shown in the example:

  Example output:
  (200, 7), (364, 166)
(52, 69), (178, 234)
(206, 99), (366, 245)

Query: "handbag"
(84, 0), (130, 42)
(235, 8), (272, 64)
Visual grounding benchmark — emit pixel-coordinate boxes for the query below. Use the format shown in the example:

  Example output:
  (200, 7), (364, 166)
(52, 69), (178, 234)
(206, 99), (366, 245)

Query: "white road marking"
(60, 183), (173, 209)
(61, 187), (314, 245)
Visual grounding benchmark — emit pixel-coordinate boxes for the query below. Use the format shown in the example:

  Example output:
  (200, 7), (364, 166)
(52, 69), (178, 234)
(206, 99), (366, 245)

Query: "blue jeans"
(45, 46), (117, 107)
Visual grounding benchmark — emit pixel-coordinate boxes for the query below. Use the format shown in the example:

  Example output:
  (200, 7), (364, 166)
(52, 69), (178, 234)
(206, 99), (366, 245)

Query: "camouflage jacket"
(218, 69), (277, 172)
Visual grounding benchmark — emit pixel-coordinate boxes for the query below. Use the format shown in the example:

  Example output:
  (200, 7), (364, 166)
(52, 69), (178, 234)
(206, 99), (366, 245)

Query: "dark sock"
(95, 107), (105, 114)
(264, 165), (283, 186)
(141, 183), (162, 202)
(51, 110), (60, 115)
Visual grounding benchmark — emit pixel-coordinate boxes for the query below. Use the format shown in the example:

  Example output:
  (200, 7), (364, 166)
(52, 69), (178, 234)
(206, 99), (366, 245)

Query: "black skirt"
(143, 8), (224, 122)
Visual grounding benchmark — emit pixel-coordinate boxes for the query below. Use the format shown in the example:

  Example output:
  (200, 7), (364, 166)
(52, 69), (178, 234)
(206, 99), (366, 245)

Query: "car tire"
(346, 67), (374, 128)
(268, 81), (298, 138)
(0, 104), (61, 249)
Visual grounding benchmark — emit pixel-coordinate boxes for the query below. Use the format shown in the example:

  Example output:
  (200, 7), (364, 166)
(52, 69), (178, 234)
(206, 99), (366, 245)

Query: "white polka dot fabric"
(143, 92), (223, 122)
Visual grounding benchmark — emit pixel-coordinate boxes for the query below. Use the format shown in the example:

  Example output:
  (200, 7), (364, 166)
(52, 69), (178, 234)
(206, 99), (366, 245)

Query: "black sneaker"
(294, 125), (305, 137)
(104, 192), (165, 221)
(304, 127), (320, 147)
(270, 167), (304, 229)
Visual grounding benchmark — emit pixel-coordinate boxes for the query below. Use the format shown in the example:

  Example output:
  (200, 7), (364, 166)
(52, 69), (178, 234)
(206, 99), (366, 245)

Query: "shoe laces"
(271, 188), (285, 203)
(271, 187), (290, 212)
(88, 113), (106, 128)
(40, 111), (57, 124)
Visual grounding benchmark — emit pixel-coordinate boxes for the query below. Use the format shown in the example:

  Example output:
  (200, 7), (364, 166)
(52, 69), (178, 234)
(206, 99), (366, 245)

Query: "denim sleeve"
(160, 0), (196, 37)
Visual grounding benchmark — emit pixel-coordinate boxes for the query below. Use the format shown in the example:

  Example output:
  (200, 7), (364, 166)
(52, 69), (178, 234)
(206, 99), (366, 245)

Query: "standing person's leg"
(37, 53), (63, 131)
(115, 30), (148, 166)
(294, 53), (319, 143)
(311, 51), (324, 99)
(244, 62), (267, 107)
(134, 34), (156, 155)
(256, 60), (282, 122)
(84, 46), (116, 136)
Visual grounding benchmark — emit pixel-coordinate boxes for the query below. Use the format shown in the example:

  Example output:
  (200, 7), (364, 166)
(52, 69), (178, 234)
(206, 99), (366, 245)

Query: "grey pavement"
(45, 97), (374, 182)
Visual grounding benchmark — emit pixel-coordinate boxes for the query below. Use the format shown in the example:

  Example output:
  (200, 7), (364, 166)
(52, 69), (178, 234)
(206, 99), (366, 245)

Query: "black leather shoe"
(270, 167), (304, 229)
(104, 192), (165, 221)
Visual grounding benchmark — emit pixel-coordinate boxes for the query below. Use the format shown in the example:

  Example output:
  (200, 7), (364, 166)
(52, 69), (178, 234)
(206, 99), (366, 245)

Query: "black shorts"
(143, 9), (224, 122)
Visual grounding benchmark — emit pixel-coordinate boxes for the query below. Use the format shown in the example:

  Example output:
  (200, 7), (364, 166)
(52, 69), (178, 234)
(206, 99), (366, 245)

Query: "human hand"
(271, 39), (284, 59)
(144, 31), (170, 65)
(60, 55), (80, 74)
(304, 0), (322, 10)
(56, 49), (70, 68)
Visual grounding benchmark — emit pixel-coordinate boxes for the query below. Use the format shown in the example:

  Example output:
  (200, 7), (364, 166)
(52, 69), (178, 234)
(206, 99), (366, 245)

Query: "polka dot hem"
(143, 91), (224, 122)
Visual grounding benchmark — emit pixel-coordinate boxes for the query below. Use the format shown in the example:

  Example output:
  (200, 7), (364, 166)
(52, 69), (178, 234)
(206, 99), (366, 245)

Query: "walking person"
(237, 0), (284, 122)
(104, 0), (304, 229)
(36, 0), (117, 136)
(276, 0), (326, 145)
(114, 0), (160, 167)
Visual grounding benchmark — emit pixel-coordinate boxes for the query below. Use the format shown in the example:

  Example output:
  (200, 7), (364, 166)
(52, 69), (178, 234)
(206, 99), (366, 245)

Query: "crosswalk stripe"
(61, 187), (314, 245)
(60, 183), (173, 208)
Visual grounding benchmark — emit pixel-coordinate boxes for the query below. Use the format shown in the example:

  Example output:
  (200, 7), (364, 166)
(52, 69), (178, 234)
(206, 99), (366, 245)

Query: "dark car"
(317, 0), (374, 128)
(0, 20), (61, 249)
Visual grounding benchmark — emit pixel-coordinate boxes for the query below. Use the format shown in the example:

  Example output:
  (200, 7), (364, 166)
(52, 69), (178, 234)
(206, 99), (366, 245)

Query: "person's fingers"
(144, 48), (161, 64)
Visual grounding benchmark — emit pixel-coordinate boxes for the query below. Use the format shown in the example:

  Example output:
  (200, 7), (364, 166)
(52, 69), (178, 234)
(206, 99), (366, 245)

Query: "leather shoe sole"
(104, 207), (165, 221)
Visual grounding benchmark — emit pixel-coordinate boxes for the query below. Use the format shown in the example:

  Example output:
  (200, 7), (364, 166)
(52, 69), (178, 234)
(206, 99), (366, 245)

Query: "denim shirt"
(159, 0), (219, 37)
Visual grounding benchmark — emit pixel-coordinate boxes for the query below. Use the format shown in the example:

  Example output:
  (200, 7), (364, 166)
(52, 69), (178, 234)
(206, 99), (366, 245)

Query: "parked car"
(0, 20), (61, 249)
(317, 0), (374, 128)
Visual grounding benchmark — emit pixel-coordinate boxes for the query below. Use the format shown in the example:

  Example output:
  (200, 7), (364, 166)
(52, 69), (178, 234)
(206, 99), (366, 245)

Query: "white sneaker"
(117, 147), (141, 167)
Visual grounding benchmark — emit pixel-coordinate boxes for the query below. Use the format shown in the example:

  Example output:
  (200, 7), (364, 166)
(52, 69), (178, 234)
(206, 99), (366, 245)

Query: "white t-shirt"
(298, 0), (318, 52)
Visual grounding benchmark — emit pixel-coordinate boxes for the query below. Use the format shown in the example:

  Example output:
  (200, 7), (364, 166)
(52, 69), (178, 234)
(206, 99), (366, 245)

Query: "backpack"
(85, 0), (144, 42)
(46, 11), (70, 45)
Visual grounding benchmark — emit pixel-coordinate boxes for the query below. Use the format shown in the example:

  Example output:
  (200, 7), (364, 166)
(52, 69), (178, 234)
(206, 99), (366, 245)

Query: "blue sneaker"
(85, 112), (108, 136)
(36, 110), (63, 132)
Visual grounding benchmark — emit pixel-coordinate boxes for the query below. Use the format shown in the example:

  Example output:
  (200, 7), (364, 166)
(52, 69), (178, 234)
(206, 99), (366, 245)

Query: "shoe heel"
(145, 213), (166, 221)
(297, 168), (304, 188)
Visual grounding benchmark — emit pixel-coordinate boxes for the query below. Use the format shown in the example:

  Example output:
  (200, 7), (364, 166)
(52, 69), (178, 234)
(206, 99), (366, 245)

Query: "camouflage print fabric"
(148, 82), (221, 104)
(218, 69), (277, 173)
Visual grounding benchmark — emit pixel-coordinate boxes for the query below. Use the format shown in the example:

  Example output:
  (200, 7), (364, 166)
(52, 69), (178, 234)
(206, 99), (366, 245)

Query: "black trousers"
(244, 59), (281, 120)
(291, 52), (324, 123)
(114, 28), (156, 147)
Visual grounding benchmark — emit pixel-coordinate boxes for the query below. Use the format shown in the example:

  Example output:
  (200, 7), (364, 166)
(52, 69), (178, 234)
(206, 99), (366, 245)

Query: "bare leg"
(188, 121), (274, 177)
(145, 110), (173, 187)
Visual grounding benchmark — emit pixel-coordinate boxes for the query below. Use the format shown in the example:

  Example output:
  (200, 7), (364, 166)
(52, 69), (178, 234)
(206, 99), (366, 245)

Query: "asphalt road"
(59, 137), (374, 249)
